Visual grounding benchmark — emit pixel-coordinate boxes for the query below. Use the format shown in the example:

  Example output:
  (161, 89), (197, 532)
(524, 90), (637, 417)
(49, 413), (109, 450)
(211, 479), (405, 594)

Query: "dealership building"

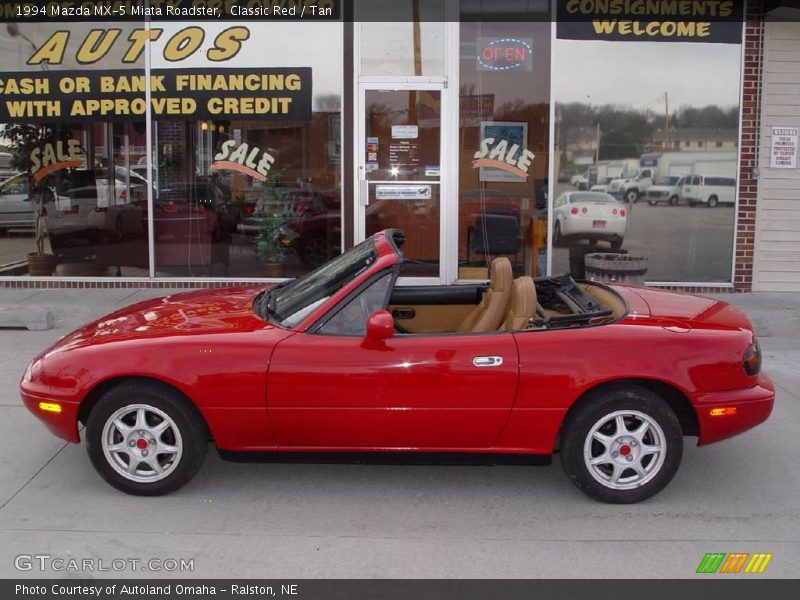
(0, 0), (798, 292)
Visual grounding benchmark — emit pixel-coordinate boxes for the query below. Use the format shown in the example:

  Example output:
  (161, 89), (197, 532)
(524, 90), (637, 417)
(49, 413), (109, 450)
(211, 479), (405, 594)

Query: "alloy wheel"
(101, 404), (183, 483)
(583, 410), (666, 490)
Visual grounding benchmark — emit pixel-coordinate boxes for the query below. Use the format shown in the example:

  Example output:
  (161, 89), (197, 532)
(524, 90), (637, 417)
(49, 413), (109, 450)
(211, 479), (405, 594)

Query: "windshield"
(621, 170), (640, 179)
(571, 192), (617, 204)
(267, 239), (378, 328)
(656, 177), (679, 186)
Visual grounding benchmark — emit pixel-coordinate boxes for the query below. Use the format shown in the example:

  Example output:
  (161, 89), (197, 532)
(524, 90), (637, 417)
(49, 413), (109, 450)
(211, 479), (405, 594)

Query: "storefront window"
(0, 23), (148, 277)
(457, 20), (551, 279)
(552, 4), (744, 283)
(359, 0), (446, 76)
(147, 22), (342, 278)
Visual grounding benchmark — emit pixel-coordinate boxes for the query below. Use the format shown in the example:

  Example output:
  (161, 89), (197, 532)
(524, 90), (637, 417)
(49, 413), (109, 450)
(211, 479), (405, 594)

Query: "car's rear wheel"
(624, 189), (639, 204)
(669, 195), (679, 206)
(86, 381), (207, 496)
(560, 385), (683, 503)
(609, 236), (623, 250)
(707, 195), (719, 208)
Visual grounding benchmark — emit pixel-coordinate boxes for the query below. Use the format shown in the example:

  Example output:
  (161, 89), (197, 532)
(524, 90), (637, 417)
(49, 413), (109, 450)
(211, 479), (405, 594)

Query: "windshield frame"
(263, 238), (380, 329)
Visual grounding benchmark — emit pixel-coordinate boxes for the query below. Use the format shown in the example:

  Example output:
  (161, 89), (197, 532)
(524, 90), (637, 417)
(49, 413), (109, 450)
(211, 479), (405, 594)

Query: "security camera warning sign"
(0, 68), (312, 123)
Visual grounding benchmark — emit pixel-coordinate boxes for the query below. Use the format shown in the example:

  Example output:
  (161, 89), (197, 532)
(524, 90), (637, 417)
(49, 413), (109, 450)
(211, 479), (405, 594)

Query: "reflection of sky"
(554, 40), (742, 109)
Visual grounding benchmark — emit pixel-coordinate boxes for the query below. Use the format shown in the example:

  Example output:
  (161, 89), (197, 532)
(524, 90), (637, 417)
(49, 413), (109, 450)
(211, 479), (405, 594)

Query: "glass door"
(356, 83), (445, 281)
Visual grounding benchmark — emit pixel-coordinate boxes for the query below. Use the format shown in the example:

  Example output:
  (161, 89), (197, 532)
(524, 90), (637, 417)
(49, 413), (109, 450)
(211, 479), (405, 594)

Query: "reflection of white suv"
(682, 175), (736, 208)
(645, 175), (685, 206)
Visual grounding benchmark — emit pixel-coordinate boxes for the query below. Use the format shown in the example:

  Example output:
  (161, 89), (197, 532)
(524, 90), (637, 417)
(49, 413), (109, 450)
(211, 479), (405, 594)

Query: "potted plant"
(254, 174), (295, 277)
(4, 123), (67, 276)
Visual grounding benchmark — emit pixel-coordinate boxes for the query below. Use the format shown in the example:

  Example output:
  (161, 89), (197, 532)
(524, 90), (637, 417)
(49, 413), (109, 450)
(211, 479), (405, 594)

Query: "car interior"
(388, 257), (627, 335)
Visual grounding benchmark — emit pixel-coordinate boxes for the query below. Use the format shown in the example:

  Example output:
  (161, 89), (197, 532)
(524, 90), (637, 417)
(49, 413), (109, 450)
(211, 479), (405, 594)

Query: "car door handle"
(473, 356), (503, 367)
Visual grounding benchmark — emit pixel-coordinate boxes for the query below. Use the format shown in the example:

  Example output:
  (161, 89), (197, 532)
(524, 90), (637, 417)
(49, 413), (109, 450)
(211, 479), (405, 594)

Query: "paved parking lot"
(0, 288), (798, 578)
(552, 183), (735, 282)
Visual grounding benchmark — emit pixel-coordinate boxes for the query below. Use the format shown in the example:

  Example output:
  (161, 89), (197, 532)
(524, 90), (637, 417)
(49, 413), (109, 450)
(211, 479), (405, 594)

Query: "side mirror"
(365, 310), (394, 342)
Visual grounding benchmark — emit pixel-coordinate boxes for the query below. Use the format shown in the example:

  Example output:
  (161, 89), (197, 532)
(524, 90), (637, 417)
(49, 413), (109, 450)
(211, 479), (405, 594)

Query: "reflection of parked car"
(553, 191), (627, 250)
(276, 191), (342, 266)
(682, 175), (736, 208)
(0, 173), (34, 230)
(590, 177), (613, 193)
(645, 176), (685, 206)
(159, 181), (236, 238)
(573, 175), (589, 190)
(0, 153), (18, 184)
(45, 179), (144, 255)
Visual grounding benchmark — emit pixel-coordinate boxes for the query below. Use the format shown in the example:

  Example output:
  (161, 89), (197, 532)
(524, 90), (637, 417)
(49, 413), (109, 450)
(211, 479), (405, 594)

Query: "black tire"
(553, 221), (563, 247)
(609, 236), (623, 251)
(85, 381), (208, 496)
(707, 195), (718, 208)
(624, 189), (639, 204)
(669, 195), (679, 206)
(560, 384), (683, 503)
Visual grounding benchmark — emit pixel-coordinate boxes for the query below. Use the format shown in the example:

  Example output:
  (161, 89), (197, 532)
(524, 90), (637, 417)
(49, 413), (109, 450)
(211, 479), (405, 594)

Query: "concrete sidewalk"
(0, 287), (798, 578)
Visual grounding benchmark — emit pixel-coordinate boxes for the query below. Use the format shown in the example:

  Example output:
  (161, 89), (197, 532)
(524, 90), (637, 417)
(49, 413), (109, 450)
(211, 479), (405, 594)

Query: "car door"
(266, 271), (520, 450)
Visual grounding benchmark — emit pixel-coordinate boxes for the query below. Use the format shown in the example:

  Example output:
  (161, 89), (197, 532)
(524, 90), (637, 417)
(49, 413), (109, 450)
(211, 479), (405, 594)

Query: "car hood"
(614, 285), (754, 332)
(45, 286), (271, 355)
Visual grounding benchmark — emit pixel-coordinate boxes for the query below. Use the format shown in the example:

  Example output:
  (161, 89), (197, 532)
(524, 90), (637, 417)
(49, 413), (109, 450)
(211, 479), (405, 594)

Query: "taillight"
(619, 208), (626, 217)
(570, 207), (579, 214)
(119, 189), (127, 201)
(743, 342), (761, 376)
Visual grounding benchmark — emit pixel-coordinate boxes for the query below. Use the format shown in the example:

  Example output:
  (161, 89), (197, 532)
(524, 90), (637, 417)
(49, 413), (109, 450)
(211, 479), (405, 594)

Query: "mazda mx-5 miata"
(21, 230), (774, 503)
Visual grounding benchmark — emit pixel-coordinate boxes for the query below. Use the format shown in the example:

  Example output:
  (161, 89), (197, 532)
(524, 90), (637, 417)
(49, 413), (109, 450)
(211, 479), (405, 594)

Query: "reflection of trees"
(671, 105), (739, 129)
(559, 102), (740, 160)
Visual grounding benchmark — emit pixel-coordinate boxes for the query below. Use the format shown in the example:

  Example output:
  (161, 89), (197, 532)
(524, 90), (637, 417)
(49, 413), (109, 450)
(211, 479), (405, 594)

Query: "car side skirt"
(217, 450), (553, 466)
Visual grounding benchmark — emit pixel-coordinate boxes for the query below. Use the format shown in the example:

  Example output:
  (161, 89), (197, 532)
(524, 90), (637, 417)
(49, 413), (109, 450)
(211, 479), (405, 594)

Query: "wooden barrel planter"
(584, 253), (648, 285)
(26, 253), (57, 276)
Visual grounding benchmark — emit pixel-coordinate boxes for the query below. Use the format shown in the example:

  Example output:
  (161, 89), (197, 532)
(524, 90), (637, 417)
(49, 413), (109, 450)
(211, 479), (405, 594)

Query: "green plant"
(254, 174), (295, 263)
(3, 123), (69, 257)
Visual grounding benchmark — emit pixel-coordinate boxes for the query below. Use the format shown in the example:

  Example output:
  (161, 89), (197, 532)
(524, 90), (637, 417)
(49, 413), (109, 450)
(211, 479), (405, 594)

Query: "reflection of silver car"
(0, 173), (34, 229)
(46, 180), (143, 244)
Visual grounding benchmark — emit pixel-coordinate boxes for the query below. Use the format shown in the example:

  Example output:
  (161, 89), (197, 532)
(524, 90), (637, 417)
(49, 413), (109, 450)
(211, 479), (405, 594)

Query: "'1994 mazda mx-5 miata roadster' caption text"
(20, 229), (774, 503)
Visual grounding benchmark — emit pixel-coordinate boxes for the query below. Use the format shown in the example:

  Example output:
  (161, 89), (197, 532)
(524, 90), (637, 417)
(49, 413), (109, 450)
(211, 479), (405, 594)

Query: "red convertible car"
(21, 230), (774, 503)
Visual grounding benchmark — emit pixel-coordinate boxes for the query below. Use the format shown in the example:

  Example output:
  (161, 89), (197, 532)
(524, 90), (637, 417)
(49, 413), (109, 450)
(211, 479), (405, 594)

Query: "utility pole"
(664, 92), (670, 150)
(595, 122), (601, 163)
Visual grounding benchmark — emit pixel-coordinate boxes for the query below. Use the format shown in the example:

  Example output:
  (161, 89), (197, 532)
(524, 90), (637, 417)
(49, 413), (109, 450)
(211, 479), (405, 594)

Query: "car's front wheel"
(560, 385), (683, 503)
(85, 381), (208, 496)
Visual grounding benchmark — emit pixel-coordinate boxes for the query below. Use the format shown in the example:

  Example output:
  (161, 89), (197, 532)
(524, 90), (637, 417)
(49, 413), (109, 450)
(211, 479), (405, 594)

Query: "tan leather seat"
(502, 277), (537, 330)
(456, 257), (513, 333)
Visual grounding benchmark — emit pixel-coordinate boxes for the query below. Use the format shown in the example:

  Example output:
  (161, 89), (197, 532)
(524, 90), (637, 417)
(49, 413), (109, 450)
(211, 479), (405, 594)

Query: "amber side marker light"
(710, 407), (737, 417)
(38, 402), (62, 414)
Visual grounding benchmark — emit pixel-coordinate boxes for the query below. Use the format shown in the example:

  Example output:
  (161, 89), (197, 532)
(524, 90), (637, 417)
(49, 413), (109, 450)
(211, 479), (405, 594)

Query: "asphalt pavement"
(0, 287), (798, 578)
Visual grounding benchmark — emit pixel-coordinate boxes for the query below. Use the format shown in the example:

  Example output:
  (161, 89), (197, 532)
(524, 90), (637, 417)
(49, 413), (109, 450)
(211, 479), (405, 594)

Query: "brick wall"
(734, 0), (766, 293)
